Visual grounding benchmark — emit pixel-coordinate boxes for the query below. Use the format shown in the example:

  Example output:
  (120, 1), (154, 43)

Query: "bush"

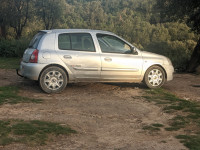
(144, 40), (195, 71)
(0, 38), (30, 57)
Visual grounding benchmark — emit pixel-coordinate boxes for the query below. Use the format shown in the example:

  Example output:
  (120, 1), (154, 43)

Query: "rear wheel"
(39, 66), (67, 93)
(144, 66), (166, 89)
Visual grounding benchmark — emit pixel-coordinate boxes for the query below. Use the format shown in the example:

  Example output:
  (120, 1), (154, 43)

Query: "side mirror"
(131, 47), (138, 55)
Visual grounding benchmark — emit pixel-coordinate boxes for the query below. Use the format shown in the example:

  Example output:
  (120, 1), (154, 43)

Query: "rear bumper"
(18, 61), (47, 80)
(16, 69), (24, 78)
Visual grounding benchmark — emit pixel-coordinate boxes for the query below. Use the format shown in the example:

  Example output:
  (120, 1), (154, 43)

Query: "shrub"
(144, 40), (195, 71)
(0, 38), (30, 57)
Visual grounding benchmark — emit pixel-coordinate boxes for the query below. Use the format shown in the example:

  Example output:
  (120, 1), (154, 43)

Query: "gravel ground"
(1, 69), (199, 150)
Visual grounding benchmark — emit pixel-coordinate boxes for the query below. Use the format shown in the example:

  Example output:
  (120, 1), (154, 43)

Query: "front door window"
(97, 34), (131, 54)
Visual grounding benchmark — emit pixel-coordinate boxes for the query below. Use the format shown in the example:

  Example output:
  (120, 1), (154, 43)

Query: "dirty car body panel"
(18, 29), (174, 93)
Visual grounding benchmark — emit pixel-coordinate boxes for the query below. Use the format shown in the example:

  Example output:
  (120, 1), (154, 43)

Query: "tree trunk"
(0, 25), (7, 39)
(15, 28), (22, 39)
(16, 32), (22, 39)
(187, 38), (200, 72)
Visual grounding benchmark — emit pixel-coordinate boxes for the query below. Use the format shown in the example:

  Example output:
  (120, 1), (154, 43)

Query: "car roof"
(40, 29), (115, 35)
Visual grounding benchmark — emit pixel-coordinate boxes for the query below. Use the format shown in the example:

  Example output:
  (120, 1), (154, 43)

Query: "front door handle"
(63, 55), (72, 59)
(104, 57), (112, 62)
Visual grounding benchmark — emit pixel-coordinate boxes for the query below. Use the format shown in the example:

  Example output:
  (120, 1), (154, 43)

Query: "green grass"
(143, 125), (161, 132)
(143, 123), (164, 132)
(165, 116), (188, 131)
(176, 135), (200, 150)
(0, 57), (20, 69)
(0, 87), (76, 146)
(0, 120), (76, 146)
(142, 88), (200, 150)
(143, 89), (200, 118)
(152, 123), (164, 128)
(0, 86), (42, 105)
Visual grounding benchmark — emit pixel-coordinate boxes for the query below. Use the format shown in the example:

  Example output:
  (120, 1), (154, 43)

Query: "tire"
(39, 66), (67, 93)
(144, 66), (166, 89)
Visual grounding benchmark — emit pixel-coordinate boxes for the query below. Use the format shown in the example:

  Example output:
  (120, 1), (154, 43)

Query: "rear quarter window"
(29, 32), (46, 49)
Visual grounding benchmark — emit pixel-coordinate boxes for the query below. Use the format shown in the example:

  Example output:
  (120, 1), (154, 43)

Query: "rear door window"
(58, 33), (95, 52)
(58, 34), (71, 50)
(29, 32), (45, 49)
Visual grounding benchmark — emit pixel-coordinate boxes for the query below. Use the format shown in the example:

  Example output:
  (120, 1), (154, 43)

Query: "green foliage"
(0, 57), (20, 69)
(144, 40), (193, 71)
(0, 0), (32, 39)
(0, 120), (76, 146)
(0, 86), (42, 105)
(0, 0), (198, 71)
(155, 0), (200, 72)
(63, 1), (197, 71)
(156, 0), (200, 34)
(0, 38), (30, 57)
(142, 22), (197, 71)
(35, 0), (66, 30)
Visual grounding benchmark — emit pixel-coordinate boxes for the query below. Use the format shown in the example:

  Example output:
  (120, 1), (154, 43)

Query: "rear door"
(57, 33), (101, 80)
(97, 34), (143, 81)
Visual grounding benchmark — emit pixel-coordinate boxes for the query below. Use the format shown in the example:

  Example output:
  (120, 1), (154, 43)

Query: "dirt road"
(0, 69), (199, 150)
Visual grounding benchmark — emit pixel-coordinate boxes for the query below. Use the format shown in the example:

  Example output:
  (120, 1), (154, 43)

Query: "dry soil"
(0, 69), (199, 150)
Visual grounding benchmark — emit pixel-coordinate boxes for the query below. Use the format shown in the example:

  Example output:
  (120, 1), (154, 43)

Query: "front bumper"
(164, 65), (174, 81)
(18, 61), (47, 80)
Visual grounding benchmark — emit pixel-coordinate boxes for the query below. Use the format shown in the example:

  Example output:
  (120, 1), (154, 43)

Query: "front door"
(97, 34), (143, 81)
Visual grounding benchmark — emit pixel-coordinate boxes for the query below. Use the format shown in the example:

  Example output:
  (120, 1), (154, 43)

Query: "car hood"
(141, 51), (166, 59)
(140, 51), (170, 65)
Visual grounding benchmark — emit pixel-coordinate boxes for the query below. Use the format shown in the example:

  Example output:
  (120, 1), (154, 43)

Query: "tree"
(0, 0), (12, 38)
(9, 0), (31, 39)
(156, 0), (200, 72)
(35, 0), (65, 30)
(83, 1), (108, 29)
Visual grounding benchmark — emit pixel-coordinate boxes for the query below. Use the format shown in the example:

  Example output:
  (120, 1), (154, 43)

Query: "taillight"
(29, 49), (39, 63)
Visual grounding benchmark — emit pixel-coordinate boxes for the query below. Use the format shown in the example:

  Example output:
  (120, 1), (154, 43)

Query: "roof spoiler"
(40, 30), (52, 33)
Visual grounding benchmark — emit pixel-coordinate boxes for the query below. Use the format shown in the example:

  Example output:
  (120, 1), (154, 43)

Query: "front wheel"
(39, 66), (67, 93)
(144, 66), (166, 89)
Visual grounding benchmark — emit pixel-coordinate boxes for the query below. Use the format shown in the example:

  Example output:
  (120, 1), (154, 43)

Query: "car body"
(17, 29), (174, 93)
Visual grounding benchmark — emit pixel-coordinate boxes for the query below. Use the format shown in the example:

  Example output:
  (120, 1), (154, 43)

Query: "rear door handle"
(104, 57), (112, 62)
(63, 55), (72, 59)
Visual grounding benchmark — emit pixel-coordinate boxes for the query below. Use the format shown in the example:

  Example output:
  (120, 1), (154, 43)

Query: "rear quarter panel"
(37, 33), (75, 81)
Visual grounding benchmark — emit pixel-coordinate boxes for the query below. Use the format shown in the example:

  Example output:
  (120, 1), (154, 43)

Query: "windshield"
(29, 32), (45, 49)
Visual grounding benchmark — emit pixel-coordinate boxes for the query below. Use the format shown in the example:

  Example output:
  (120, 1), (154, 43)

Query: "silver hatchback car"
(17, 29), (174, 93)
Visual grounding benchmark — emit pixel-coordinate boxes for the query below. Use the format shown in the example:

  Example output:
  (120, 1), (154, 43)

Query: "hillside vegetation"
(0, 0), (198, 71)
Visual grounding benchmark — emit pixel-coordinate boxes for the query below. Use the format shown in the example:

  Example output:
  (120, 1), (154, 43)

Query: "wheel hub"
(51, 77), (57, 83)
(153, 75), (158, 80)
